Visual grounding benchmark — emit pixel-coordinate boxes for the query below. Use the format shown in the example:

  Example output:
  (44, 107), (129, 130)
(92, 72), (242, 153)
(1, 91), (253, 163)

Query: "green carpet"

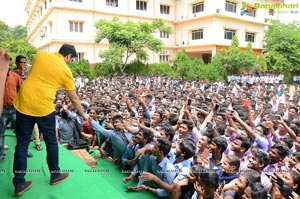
(0, 130), (159, 199)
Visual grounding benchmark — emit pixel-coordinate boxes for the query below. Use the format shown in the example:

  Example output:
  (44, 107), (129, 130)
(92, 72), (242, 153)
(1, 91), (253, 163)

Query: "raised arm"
(277, 116), (297, 140)
(232, 111), (257, 140)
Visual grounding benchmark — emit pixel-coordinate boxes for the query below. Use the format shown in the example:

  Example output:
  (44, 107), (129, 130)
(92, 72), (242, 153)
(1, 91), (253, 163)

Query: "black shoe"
(27, 151), (33, 158)
(15, 181), (32, 197)
(50, 173), (69, 185)
(0, 156), (5, 164)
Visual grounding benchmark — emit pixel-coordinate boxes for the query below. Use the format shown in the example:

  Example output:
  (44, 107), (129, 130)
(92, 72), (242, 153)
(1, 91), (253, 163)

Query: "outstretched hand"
(139, 172), (157, 182)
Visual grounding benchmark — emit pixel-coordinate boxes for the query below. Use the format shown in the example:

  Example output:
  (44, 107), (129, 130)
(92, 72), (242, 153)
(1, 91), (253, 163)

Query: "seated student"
(121, 135), (138, 170)
(123, 128), (154, 183)
(95, 108), (107, 145)
(93, 108), (108, 159)
(57, 109), (75, 143)
(242, 182), (268, 199)
(89, 114), (133, 164)
(81, 107), (98, 149)
(130, 138), (176, 198)
(142, 137), (197, 198)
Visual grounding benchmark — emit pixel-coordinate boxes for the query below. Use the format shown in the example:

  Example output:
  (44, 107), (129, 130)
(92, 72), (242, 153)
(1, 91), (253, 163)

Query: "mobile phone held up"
(214, 103), (220, 111)
(242, 99), (251, 106)
(187, 99), (191, 106)
(274, 172), (284, 187)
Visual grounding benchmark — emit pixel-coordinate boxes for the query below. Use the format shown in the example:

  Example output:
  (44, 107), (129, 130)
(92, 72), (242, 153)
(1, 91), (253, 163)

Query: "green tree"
(257, 54), (268, 72)
(0, 21), (37, 62)
(211, 36), (257, 77)
(173, 48), (211, 80)
(240, 42), (257, 73)
(210, 51), (228, 80)
(95, 17), (172, 73)
(225, 36), (242, 74)
(265, 20), (300, 74)
(173, 49), (191, 79)
(69, 59), (93, 80)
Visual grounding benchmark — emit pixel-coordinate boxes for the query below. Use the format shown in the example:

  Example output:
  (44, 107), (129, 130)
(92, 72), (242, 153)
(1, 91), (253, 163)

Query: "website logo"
(240, 1), (299, 16)
(240, 2), (254, 16)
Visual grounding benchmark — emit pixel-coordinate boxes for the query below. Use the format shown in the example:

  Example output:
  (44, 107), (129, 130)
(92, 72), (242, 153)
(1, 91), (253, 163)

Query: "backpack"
(67, 116), (90, 150)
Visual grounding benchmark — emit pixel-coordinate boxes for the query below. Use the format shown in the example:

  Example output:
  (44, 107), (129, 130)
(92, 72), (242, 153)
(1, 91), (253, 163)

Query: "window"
(269, 9), (274, 16)
(246, 9), (256, 17)
(69, 21), (84, 32)
(49, 22), (52, 34)
(225, 1), (236, 13)
(192, 29), (203, 40)
(136, 1), (147, 11)
(192, 2), (204, 13)
(245, 32), (255, 42)
(224, 29), (236, 40)
(40, 27), (47, 39)
(74, 53), (84, 62)
(160, 5), (170, 14)
(69, 0), (82, 2)
(159, 55), (169, 63)
(160, 31), (169, 39)
(106, 0), (118, 7)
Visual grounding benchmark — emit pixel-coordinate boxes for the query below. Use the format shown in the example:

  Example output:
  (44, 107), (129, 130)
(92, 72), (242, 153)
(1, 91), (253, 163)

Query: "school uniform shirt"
(91, 120), (132, 159)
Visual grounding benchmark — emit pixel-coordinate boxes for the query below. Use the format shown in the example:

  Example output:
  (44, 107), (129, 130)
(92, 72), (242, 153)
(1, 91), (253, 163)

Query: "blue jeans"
(0, 107), (16, 158)
(13, 111), (60, 188)
(2, 106), (16, 131)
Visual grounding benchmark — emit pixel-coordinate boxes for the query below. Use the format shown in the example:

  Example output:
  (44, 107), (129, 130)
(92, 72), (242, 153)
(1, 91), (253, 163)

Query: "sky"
(0, 0), (299, 27)
(0, 0), (27, 27)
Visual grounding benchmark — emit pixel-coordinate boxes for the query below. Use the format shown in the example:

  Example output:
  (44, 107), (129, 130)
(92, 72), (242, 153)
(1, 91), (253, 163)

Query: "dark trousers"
(13, 111), (60, 188)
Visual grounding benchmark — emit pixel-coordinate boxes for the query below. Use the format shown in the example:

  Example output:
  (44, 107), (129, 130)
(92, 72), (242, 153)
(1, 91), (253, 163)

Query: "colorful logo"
(240, 2), (254, 16)
(240, 1), (298, 16)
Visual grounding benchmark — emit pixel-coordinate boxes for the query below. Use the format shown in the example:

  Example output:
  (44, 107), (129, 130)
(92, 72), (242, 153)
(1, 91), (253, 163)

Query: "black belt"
(3, 106), (14, 109)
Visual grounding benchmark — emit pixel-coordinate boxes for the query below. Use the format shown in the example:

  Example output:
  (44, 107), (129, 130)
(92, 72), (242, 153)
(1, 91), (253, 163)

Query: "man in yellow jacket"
(12, 44), (88, 197)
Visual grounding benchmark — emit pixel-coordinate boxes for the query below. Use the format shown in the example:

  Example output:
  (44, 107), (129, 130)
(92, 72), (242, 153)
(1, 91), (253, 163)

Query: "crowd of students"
(53, 74), (300, 199)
